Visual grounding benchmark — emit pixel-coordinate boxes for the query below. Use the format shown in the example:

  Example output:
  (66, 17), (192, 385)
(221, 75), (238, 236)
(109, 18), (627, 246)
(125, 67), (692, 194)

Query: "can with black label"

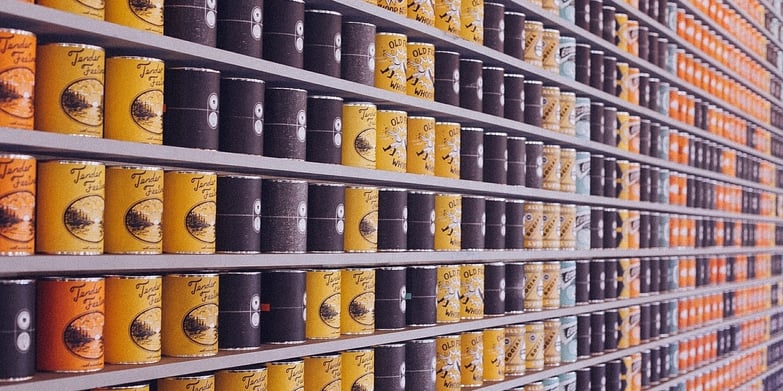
(375, 344), (405, 391)
(218, 77), (264, 155)
(0, 279), (34, 380)
(504, 12), (526, 58)
(260, 270), (305, 343)
(405, 339), (436, 391)
(378, 188), (408, 251)
(216, 1), (263, 57)
(485, 198), (506, 250)
(505, 74), (525, 122)
(407, 191), (435, 250)
(506, 199), (525, 249)
(163, 67), (220, 149)
(375, 267), (407, 330)
(218, 272), (261, 349)
(306, 183), (345, 252)
(165, 0), (217, 45)
(484, 262), (506, 316)
(216, 175), (262, 254)
(577, 314), (591, 359)
(525, 141), (544, 188)
(524, 80), (544, 127)
(505, 263), (526, 313)
(434, 50), (460, 106)
(482, 67), (505, 117)
(461, 196), (485, 250)
(590, 312), (605, 356)
(306, 96), (343, 164)
(507, 136), (526, 186)
(589, 259), (605, 303)
(261, 179), (307, 253)
(575, 43), (590, 85)
(604, 258), (618, 300)
(406, 266), (436, 326)
(262, 0), (305, 67)
(264, 87), (307, 159)
(576, 260), (590, 304)
(459, 59), (483, 111)
(341, 21), (375, 86)
(590, 101), (605, 143)
(604, 309), (618, 351)
(460, 127), (484, 182)
(484, 132), (508, 184)
(303, 10), (342, 77)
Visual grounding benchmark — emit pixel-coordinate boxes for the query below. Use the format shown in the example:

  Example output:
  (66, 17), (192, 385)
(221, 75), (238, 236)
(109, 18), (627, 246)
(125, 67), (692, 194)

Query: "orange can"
(36, 277), (105, 372)
(162, 273), (219, 357)
(104, 166), (163, 254)
(0, 29), (35, 130)
(104, 275), (162, 364)
(0, 154), (35, 255)
(162, 171), (216, 254)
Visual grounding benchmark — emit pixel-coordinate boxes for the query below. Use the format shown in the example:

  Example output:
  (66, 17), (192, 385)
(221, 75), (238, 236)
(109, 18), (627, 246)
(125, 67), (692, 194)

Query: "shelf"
(722, 0), (783, 60)
(732, 358), (783, 390)
(1, 275), (778, 390)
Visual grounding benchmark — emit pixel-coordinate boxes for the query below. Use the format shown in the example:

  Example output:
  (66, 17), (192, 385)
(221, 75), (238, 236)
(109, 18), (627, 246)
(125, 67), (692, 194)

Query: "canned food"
(483, 328), (505, 381)
(435, 193), (461, 250)
(542, 87), (561, 132)
(437, 265), (461, 323)
(304, 354), (341, 391)
(407, 42), (435, 100)
(341, 349), (374, 391)
(434, 122), (461, 178)
(0, 279), (35, 380)
(459, 1), (484, 43)
(267, 360), (305, 391)
(375, 33), (407, 93)
(505, 324), (526, 375)
(344, 186), (379, 252)
(526, 322), (545, 371)
(525, 262), (544, 311)
(104, 56), (164, 143)
(0, 155), (35, 255)
(461, 331), (483, 386)
(216, 367), (267, 391)
(542, 29), (560, 73)
(435, 0), (461, 35)
(162, 171), (216, 254)
(460, 264), (484, 319)
(524, 21), (545, 67)
(542, 145), (561, 191)
(104, 275), (162, 364)
(162, 273), (218, 357)
(260, 270), (306, 344)
(544, 318), (562, 367)
(407, 116), (436, 175)
(104, 166), (163, 254)
(341, 268), (375, 335)
(342, 102), (377, 169)
(306, 270), (341, 339)
(376, 110), (408, 173)
(0, 29), (35, 130)
(158, 375), (214, 391)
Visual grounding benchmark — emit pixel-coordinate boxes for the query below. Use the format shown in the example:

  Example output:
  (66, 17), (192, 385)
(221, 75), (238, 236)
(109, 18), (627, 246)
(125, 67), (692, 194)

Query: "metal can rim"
(41, 160), (103, 166)
(167, 170), (216, 176)
(408, 115), (436, 120)
(264, 178), (307, 184)
(0, 279), (35, 285)
(0, 153), (35, 160)
(459, 58), (483, 64)
(308, 95), (344, 101)
(484, 131), (508, 137)
(167, 67), (220, 73)
(267, 87), (307, 93)
(343, 102), (376, 107)
(216, 174), (263, 180)
(104, 274), (163, 279)
(461, 127), (484, 132)
(0, 28), (35, 36)
(305, 9), (342, 16)
(41, 42), (103, 51)
(108, 55), (163, 62)
(408, 42), (435, 48)
(107, 165), (164, 171)
(222, 77), (265, 83)
(482, 66), (505, 71)
(40, 276), (104, 281)
(165, 273), (220, 278)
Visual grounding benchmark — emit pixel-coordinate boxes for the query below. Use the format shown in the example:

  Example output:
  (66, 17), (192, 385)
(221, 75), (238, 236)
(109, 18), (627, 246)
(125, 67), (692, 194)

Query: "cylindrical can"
(306, 95), (343, 164)
(560, 316), (578, 364)
(435, 0), (461, 34)
(375, 32), (407, 94)
(559, 37), (577, 80)
(408, 0), (435, 25)
(215, 175), (262, 254)
(341, 349), (373, 391)
(104, 56), (164, 144)
(437, 265), (460, 323)
(0, 29), (35, 130)
(577, 314), (590, 359)
(216, 367), (267, 391)
(376, 110), (408, 173)
(158, 375), (215, 391)
(602, 106), (617, 147)
(261, 179), (307, 253)
(483, 131), (507, 184)
(219, 77), (265, 155)
(262, 0), (305, 67)
(484, 262), (505, 315)
(215, 0), (263, 57)
(434, 50), (460, 106)
(524, 21), (545, 67)
(341, 268), (375, 334)
(407, 42), (435, 100)
(604, 309), (618, 351)
(542, 87), (561, 132)
(524, 201), (544, 249)
(459, 0), (484, 43)
(35, 43), (105, 137)
(589, 259), (605, 302)
(407, 116), (436, 175)
(576, 260), (589, 305)
(342, 102), (377, 169)
(459, 59), (483, 111)
(406, 266), (436, 326)
(304, 354), (341, 391)
(375, 266), (407, 329)
(524, 80), (543, 127)
(575, 151), (591, 195)
(560, 260), (576, 307)
(542, 261), (561, 310)
(542, 144), (561, 191)
(461, 331), (484, 386)
(260, 270), (306, 344)
(604, 258), (618, 300)
(267, 360), (305, 391)
(406, 339), (436, 391)
(619, 305), (641, 349)
(93, 385), (150, 391)
(544, 318), (562, 367)
(559, 148), (576, 193)
(163, 67), (221, 149)
(162, 274), (218, 357)
(505, 200), (524, 250)
(341, 21), (376, 86)
(575, 43), (590, 85)
(525, 262), (544, 311)
(306, 183), (345, 252)
(542, 29), (560, 73)
(507, 136), (526, 186)
(435, 122), (460, 178)
(0, 155), (35, 255)
(435, 193), (461, 250)
(483, 3), (505, 52)
(559, 92), (576, 136)
(460, 264), (484, 319)
(105, 1), (161, 32)
(590, 312), (605, 355)
(526, 322), (545, 371)
(217, 272), (260, 350)
(505, 324), (526, 375)
(0, 279), (35, 380)
(375, 344), (405, 391)
(618, 257), (640, 299)
(164, 0), (217, 45)
(37, 160), (105, 254)
(305, 269), (341, 339)
(407, 191), (434, 250)
(525, 140), (543, 188)
(460, 196), (485, 250)
(377, 188), (407, 251)
(542, 203), (561, 250)
(263, 87), (307, 160)
(303, 10), (342, 77)
(483, 327), (505, 381)
(459, 127), (483, 181)
(504, 74), (525, 122)
(104, 275), (162, 363)
(159, 170), (216, 254)
(505, 262), (525, 313)
(344, 186), (378, 252)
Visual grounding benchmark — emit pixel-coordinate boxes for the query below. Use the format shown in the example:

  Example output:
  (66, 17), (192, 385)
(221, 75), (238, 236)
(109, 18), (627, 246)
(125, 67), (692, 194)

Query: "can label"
(216, 368), (267, 391)
(544, 319), (561, 367)
(104, 57), (164, 143)
(542, 145), (561, 191)
(504, 325), (526, 375)
(306, 270), (341, 339)
(341, 350), (373, 391)
(342, 103), (377, 169)
(304, 355), (341, 391)
(159, 376), (215, 391)
(344, 187), (378, 252)
(407, 42), (435, 100)
(575, 152), (590, 195)
(461, 331), (483, 386)
(435, 0), (461, 34)
(542, 203), (561, 249)
(407, 116), (436, 175)
(558, 37), (576, 79)
(435, 122), (460, 178)
(483, 328), (505, 381)
(560, 261), (576, 307)
(376, 110), (407, 173)
(408, 0), (435, 26)
(617, 161), (641, 201)
(435, 335), (461, 390)
(575, 205), (590, 250)
(525, 322), (545, 371)
(377, 0), (406, 14)
(618, 258), (640, 299)
(542, 262), (561, 309)
(435, 194), (461, 250)
(574, 97), (591, 140)
(617, 113), (641, 154)
(341, 268), (375, 334)
(559, 148), (576, 193)
(162, 171), (216, 254)
(267, 361), (305, 391)
(460, 264), (484, 319)
(105, 275), (162, 364)
(524, 263), (544, 311)
(524, 202), (544, 249)
(558, 93), (576, 136)
(542, 88), (561, 132)
(162, 274), (218, 357)
(375, 33), (408, 93)
(560, 316), (578, 363)
(0, 155), (35, 255)
(524, 22), (544, 67)
(105, 0), (163, 33)
(0, 29), (36, 130)
(459, 1), (484, 43)
(542, 29), (560, 73)
(437, 265), (460, 322)
(105, 166), (163, 254)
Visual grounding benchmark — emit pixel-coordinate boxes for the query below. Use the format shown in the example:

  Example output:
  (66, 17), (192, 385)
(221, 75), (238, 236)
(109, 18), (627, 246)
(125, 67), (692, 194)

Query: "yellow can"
(35, 43), (105, 137)
(216, 367), (267, 391)
(559, 148), (576, 194)
(504, 324), (526, 376)
(158, 375), (215, 391)
(542, 262), (561, 310)
(542, 29), (560, 73)
(523, 201), (544, 249)
(618, 305), (641, 348)
(376, 109), (408, 173)
(37, 0), (104, 20)
(377, 0), (406, 14)
(304, 354), (341, 391)
(161, 273), (219, 357)
(618, 258), (641, 299)
(0, 29), (36, 130)
(0, 154), (36, 255)
(341, 268), (375, 334)
(623, 20), (640, 56)
(543, 319), (561, 367)
(93, 385), (149, 391)
(375, 33), (408, 94)
(542, 144), (561, 191)
(436, 334), (461, 391)
(105, 0), (163, 33)
(461, 331), (483, 387)
(524, 262), (544, 311)
(460, 264), (484, 319)
(435, 122), (460, 178)
(483, 328), (505, 382)
(344, 186), (378, 252)
(626, 67), (640, 106)
(306, 269), (341, 339)
(542, 203), (561, 250)
(435, 0), (461, 35)
(624, 210), (640, 250)
(459, 0), (484, 44)
(559, 203), (576, 250)
(617, 113), (641, 154)
(162, 170), (216, 254)
(104, 166), (163, 254)
(614, 13), (629, 52)
(104, 56), (164, 143)
(543, 0), (559, 12)
(341, 349), (374, 391)
(407, 116), (436, 175)
(525, 322), (545, 371)
(617, 160), (640, 201)
(437, 264), (461, 323)
(434, 193), (461, 250)
(36, 160), (105, 255)
(267, 360), (305, 391)
(524, 383), (544, 391)
(524, 21), (544, 67)
(408, 0), (435, 26)
(542, 87), (561, 132)
(104, 275), (161, 364)
(407, 42), (435, 101)
(342, 102), (377, 169)
(559, 92), (576, 136)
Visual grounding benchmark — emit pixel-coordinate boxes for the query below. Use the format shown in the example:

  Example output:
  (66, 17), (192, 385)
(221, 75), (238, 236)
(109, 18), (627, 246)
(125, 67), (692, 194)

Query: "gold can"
(542, 261), (561, 310)
(437, 264), (461, 323)
(435, 0), (461, 35)
(559, 204), (576, 250)
(625, 210), (640, 250)
(542, 203), (561, 250)
(267, 360), (305, 391)
(483, 328), (505, 382)
(614, 13), (629, 52)
(104, 166), (163, 254)
(543, 0), (559, 12)
(341, 268), (375, 334)
(162, 171), (216, 254)
(408, 0), (435, 26)
(37, 0), (104, 19)
(216, 367), (267, 391)
(36, 160), (105, 254)
(435, 335), (461, 391)
(524, 21), (544, 67)
(0, 154), (35, 255)
(35, 43), (105, 137)
(376, 0), (406, 15)
(524, 262), (544, 311)
(434, 193), (461, 250)
(459, 0), (484, 44)
(461, 331), (483, 387)
(104, 275), (161, 364)
(542, 29), (560, 73)
(558, 92), (576, 136)
(543, 318), (561, 367)
(0, 29), (35, 130)
(375, 33), (407, 94)
(626, 67), (640, 106)
(104, 56), (164, 143)
(542, 87), (561, 132)
(618, 305), (641, 348)
(407, 42), (435, 100)
(617, 160), (641, 201)
(344, 186), (379, 252)
(523, 201), (544, 249)
(617, 113), (641, 154)
(407, 116), (436, 175)
(342, 102), (377, 169)
(622, 353), (642, 391)
(618, 258), (640, 300)
(525, 322), (545, 371)
(524, 382), (544, 391)
(36, 277), (105, 372)
(376, 110), (408, 173)
(341, 349), (374, 391)
(616, 62), (630, 102)
(435, 122), (461, 178)
(106, 0), (163, 33)
(542, 144), (561, 191)
(306, 269), (341, 339)
(304, 354), (341, 391)
(93, 385), (149, 391)
(559, 148), (576, 193)
(504, 324), (526, 375)
(618, 17), (639, 56)
(460, 264), (484, 319)
(161, 273), (219, 357)
(158, 375), (215, 391)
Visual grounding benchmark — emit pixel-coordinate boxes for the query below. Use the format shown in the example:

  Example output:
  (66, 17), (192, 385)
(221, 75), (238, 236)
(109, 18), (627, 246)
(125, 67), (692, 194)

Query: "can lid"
(346, 185), (378, 190)
(408, 264), (437, 269)
(305, 268), (342, 273)
(40, 276), (104, 281)
(0, 27), (35, 36)
(168, 375), (217, 381)
(343, 102), (376, 107)
(408, 190), (435, 195)
(308, 95), (344, 101)
(310, 182), (345, 188)
(267, 87), (307, 93)
(343, 21), (376, 27)
(218, 271), (262, 276)
(435, 121), (460, 126)
(461, 127), (484, 132)
(379, 266), (406, 271)
(525, 20), (544, 26)
(560, 91), (576, 97)
(0, 153), (34, 160)
(109, 55), (163, 62)
(525, 140), (544, 145)
(434, 50), (460, 56)
(168, 67), (220, 73)
(543, 28), (560, 33)
(523, 79), (543, 85)
(42, 159), (103, 166)
(221, 367), (267, 374)
(590, 50), (604, 54)
(408, 42), (435, 48)
(266, 359), (304, 365)
(0, 279), (35, 285)
(482, 66), (505, 71)
(167, 169), (216, 176)
(508, 136), (527, 141)
(166, 272), (220, 278)
(222, 77), (265, 83)
(504, 73), (525, 78)
(264, 178), (307, 184)
(378, 109), (408, 114)
(43, 42), (103, 51)
(376, 32), (407, 37)
(305, 9), (342, 16)
(484, 131), (508, 137)
(105, 274), (163, 279)
(376, 342), (406, 348)
(108, 165), (164, 171)
(380, 187), (407, 192)
(460, 58), (483, 63)
(217, 174), (263, 180)
(506, 198), (524, 203)
(504, 11), (525, 16)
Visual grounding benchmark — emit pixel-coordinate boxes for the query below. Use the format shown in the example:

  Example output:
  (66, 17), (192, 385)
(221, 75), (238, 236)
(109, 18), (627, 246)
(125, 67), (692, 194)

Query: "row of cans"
(670, 346), (769, 391)
(516, 353), (642, 391)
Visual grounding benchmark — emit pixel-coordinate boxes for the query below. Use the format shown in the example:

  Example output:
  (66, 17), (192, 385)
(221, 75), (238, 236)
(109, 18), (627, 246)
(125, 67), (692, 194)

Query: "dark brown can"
(219, 77), (265, 155)
(263, 0), (305, 68)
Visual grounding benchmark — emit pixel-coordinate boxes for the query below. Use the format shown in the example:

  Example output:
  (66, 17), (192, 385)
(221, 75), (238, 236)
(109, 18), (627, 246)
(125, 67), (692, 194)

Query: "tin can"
(505, 262), (525, 313)
(0, 279), (35, 380)
(560, 260), (576, 307)
(267, 360), (305, 391)
(215, 0), (263, 57)
(589, 50), (604, 91)
(341, 22), (376, 86)
(559, 92), (576, 136)
(483, 2), (505, 51)
(105, 1), (162, 33)
(93, 385), (150, 391)
(306, 183), (345, 252)
(459, 59), (483, 111)
(460, 196), (485, 250)
(434, 122), (460, 179)
(305, 269), (341, 339)
(408, 0), (435, 25)
(376, 110), (408, 173)
(0, 29), (35, 130)
(524, 201), (544, 249)
(407, 116), (435, 175)
(303, 10), (342, 77)
(542, 203), (561, 250)
(104, 56), (164, 144)
(525, 141), (543, 188)
(619, 305), (641, 349)
(506, 136), (525, 186)
(435, 193), (461, 250)
(217, 78), (265, 155)
(482, 67), (504, 117)
(575, 260), (589, 305)
(560, 316), (577, 364)
(437, 264), (461, 323)
(461, 331), (483, 386)
(262, 0), (304, 67)
(434, 51), (460, 106)
(342, 102), (377, 169)
(162, 170), (216, 254)
(505, 324), (526, 375)
(344, 186), (378, 252)
(459, 0), (484, 43)
(104, 166), (163, 254)
(377, 189), (407, 251)
(406, 339), (436, 391)
(526, 322), (545, 371)
(544, 319), (562, 367)
(163, 67), (221, 149)
(341, 268), (375, 334)
(406, 266), (436, 326)
(524, 21), (545, 67)
(0, 155), (35, 255)
(575, 152), (590, 196)
(542, 144), (561, 191)
(559, 149), (576, 194)
(407, 42), (435, 101)
(161, 274), (218, 357)
(603, 309), (618, 352)
(340, 349), (373, 391)
(216, 367), (267, 391)
(35, 43), (104, 137)
(164, 0), (218, 45)
(459, 127), (483, 181)
(542, 29), (560, 73)
(542, 87), (561, 132)
(375, 344), (405, 391)
(159, 375), (215, 391)
(505, 200), (524, 250)
(305, 96), (343, 163)
(375, 266), (406, 329)
(260, 179), (307, 253)
(104, 275), (161, 363)
(435, 0), (461, 35)
(577, 314), (590, 358)
(542, 261), (561, 310)
(559, 36), (576, 80)
(484, 262), (505, 315)
(618, 258), (640, 299)
(483, 328), (505, 381)
(575, 44), (590, 84)
(524, 80), (543, 127)
(304, 354), (341, 391)
(37, 160), (105, 254)
(218, 272), (261, 350)
(264, 87), (307, 159)
(38, 0), (103, 19)
(407, 191), (435, 251)
(375, 33), (407, 94)
(617, 114), (641, 154)
(525, 382), (544, 391)
(460, 264), (484, 319)
(504, 74), (524, 122)
(260, 270), (306, 343)
(524, 262), (544, 311)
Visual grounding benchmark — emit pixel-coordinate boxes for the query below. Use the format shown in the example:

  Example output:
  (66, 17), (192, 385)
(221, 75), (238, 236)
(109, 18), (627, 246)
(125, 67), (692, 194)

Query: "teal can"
(658, 169), (670, 203)
(667, 257), (679, 291)
(560, 261), (576, 308)
(575, 205), (590, 251)
(658, 214), (670, 248)
(557, 371), (576, 391)
(560, 316), (577, 363)
(657, 82), (670, 116)
(574, 97), (590, 140)
(575, 151), (590, 195)
(559, 0), (575, 23)
(666, 3), (678, 30)
(558, 36), (576, 80)
(542, 376), (559, 391)
(668, 342), (678, 376)
(657, 126), (670, 160)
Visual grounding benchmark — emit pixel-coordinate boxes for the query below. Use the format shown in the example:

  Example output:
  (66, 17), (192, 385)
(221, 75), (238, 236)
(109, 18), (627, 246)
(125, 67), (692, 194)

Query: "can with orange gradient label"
(0, 29), (35, 130)
(0, 154), (35, 255)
